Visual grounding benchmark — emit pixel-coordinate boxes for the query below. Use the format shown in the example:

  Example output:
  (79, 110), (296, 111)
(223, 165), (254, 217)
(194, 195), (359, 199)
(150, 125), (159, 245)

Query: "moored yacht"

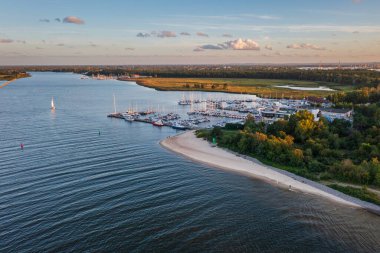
(153, 119), (164, 126)
(172, 122), (187, 130)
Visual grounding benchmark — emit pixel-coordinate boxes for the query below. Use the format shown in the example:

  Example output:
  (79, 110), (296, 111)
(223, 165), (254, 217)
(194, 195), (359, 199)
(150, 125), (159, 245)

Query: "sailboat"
(107, 94), (123, 118)
(51, 97), (56, 110)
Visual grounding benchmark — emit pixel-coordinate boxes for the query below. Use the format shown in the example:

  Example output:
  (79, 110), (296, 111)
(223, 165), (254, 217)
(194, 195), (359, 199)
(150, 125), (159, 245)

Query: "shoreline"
(160, 130), (380, 215)
(0, 79), (16, 89)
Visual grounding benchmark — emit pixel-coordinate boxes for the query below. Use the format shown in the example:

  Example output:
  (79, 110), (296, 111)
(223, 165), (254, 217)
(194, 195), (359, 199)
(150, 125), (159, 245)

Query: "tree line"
(197, 105), (380, 187)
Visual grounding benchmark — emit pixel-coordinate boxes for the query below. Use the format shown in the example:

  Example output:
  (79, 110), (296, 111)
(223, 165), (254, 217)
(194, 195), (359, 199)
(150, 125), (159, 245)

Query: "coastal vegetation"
(88, 65), (378, 98)
(0, 70), (30, 81)
(328, 184), (380, 205)
(129, 77), (338, 99)
(7, 65), (380, 98)
(196, 87), (380, 204)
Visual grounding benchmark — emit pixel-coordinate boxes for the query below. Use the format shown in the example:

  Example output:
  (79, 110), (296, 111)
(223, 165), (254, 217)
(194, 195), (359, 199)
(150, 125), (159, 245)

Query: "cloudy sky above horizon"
(0, 0), (379, 65)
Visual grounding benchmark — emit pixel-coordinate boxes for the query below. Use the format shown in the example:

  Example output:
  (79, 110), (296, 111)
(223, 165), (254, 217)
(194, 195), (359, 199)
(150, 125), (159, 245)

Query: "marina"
(107, 92), (352, 129)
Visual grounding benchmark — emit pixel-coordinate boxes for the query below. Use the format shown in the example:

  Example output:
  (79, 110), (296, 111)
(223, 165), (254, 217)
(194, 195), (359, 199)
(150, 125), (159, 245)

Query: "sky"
(0, 0), (379, 65)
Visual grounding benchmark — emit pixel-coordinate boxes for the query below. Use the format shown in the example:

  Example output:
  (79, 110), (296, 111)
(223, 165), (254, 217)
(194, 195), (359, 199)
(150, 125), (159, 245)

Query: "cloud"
(193, 47), (204, 52)
(63, 16), (85, 25)
(180, 32), (191, 36)
(225, 38), (260, 50)
(125, 47), (135, 50)
(39, 19), (50, 23)
(138, 31), (177, 38)
(265, 45), (272, 50)
(286, 43), (326, 50)
(55, 18), (61, 22)
(197, 38), (260, 51)
(155, 31), (176, 38)
(90, 43), (97, 47)
(137, 32), (151, 38)
(196, 32), (209, 37)
(353, 30), (360, 34)
(222, 33), (233, 38)
(16, 40), (26, 44)
(36, 47), (44, 50)
(0, 38), (13, 43)
(56, 43), (65, 46)
(200, 44), (224, 50)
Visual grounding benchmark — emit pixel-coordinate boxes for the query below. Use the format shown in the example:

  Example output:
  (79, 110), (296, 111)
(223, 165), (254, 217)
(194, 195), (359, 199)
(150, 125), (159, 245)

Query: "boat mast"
(113, 94), (117, 113)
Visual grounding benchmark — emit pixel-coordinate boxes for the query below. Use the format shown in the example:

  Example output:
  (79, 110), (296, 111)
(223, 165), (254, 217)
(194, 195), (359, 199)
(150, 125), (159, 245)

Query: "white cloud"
(225, 38), (260, 50)
(265, 45), (272, 50)
(63, 16), (85, 25)
(286, 43), (326, 50)
(198, 38), (260, 51)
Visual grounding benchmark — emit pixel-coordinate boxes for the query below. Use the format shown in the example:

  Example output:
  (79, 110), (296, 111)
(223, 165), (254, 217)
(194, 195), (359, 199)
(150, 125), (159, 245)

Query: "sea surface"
(0, 72), (379, 253)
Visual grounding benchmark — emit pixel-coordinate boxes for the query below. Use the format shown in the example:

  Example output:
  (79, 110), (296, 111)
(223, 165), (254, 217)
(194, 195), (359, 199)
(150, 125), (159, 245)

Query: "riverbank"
(160, 131), (380, 215)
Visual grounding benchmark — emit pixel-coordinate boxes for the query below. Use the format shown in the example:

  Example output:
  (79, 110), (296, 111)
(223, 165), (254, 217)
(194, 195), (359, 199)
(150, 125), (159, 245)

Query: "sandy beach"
(0, 79), (16, 89)
(161, 131), (380, 214)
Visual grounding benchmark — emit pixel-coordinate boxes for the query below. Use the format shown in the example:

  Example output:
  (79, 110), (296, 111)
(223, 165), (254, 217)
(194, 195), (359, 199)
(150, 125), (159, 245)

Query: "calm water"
(0, 72), (379, 253)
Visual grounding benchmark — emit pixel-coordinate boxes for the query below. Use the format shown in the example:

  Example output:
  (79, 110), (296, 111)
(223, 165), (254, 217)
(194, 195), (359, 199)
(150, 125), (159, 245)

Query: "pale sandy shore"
(0, 79), (16, 89)
(161, 131), (380, 215)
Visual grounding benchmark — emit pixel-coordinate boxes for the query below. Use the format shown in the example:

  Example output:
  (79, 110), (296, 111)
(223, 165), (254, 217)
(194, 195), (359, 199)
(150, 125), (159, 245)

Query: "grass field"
(128, 77), (352, 98)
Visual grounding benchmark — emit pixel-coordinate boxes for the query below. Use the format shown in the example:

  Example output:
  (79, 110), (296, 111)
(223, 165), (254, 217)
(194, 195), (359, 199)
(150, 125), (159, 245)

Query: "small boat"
(123, 114), (135, 122)
(153, 119), (164, 126)
(51, 97), (56, 110)
(172, 122), (187, 130)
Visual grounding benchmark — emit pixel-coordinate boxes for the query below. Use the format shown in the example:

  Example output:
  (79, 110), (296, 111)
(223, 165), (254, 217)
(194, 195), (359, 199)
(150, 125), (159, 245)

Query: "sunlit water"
(274, 85), (335, 91)
(0, 72), (379, 252)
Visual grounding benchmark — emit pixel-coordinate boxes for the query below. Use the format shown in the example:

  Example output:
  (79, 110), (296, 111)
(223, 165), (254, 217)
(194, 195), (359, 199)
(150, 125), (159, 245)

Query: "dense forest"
(88, 66), (380, 88)
(197, 87), (380, 204)
(328, 85), (380, 105)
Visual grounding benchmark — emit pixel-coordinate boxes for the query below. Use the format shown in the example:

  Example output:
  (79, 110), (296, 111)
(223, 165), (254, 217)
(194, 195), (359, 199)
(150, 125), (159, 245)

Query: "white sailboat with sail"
(51, 97), (56, 110)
